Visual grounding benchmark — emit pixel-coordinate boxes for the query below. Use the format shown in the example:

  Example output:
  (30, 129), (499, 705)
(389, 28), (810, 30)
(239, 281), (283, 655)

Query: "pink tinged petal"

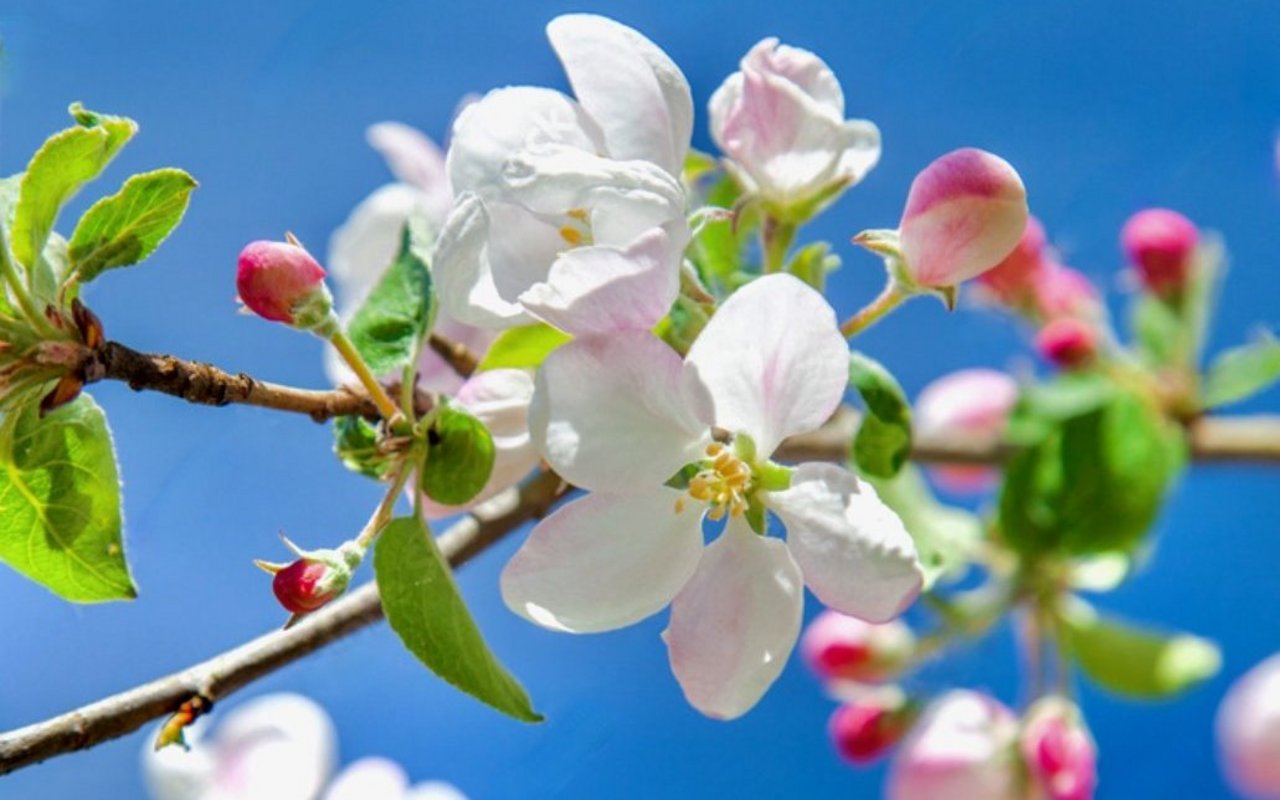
(500, 488), (703, 633)
(208, 693), (337, 800)
(662, 518), (804, 720)
(519, 222), (687, 336)
(683, 274), (847, 454)
(366, 122), (453, 223)
(433, 193), (534, 329)
(446, 86), (603, 198)
(898, 148), (1029, 288)
(914, 369), (1016, 493)
(889, 691), (1021, 800)
(419, 369), (539, 520)
(531, 331), (709, 492)
(769, 463), (923, 623)
(322, 757), (409, 800)
(1217, 653), (1280, 799)
(546, 14), (693, 176)
(742, 38), (844, 113)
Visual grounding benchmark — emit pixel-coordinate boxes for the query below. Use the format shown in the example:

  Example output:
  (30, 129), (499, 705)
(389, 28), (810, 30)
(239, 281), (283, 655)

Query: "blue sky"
(0, 1), (1278, 797)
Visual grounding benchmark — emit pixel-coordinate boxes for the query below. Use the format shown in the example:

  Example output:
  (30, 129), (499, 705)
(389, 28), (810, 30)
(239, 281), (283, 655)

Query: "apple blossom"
(887, 690), (1021, 800)
(1031, 264), (1101, 322)
(236, 241), (334, 330)
(255, 538), (364, 617)
(708, 38), (880, 215)
(1121, 208), (1199, 296)
(323, 757), (467, 800)
(434, 14), (692, 336)
(1036, 317), (1098, 369)
(829, 692), (918, 764)
(143, 693), (337, 800)
(915, 368), (1019, 494)
(502, 274), (923, 719)
(1020, 697), (1097, 800)
(801, 609), (915, 684)
(1217, 653), (1280, 799)
(977, 216), (1050, 305)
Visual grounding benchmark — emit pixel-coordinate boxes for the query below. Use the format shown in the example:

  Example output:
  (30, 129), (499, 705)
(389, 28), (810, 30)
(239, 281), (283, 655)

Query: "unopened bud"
(256, 538), (364, 616)
(1031, 264), (1100, 322)
(1036, 318), (1097, 369)
(915, 369), (1019, 494)
(1020, 697), (1097, 800)
(829, 693), (918, 764)
(888, 690), (1021, 800)
(802, 610), (915, 684)
(1121, 208), (1198, 296)
(977, 216), (1049, 305)
(236, 240), (335, 331)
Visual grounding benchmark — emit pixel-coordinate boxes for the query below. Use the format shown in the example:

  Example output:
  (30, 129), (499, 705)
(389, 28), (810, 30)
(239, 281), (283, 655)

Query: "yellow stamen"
(560, 226), (586, 247)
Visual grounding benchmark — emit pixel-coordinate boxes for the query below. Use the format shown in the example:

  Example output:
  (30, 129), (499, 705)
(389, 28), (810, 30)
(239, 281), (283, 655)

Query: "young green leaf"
(1061, 601), (1220, 699)
(0, 395), (135, 603)
(476, 323), (571, 372)
(69, 168), (198, 281)
(785, 241), (840, 292)
(867, 465), (981, 589)
(346, 222), (434, 375)
(332, 415), (392, 480)
(420, 406), (495, 506)
(848, 352), (912, 479)
(375, 515), (542, 722)
(11, 111), (137, 272)
(67, 102), (138, 160)
(1200, 333), (1280, 409)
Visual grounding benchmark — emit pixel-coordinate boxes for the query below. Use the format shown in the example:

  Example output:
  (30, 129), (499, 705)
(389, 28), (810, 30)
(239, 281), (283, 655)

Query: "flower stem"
(328, 329), (402, 422)
(839, 281), (907, 338)
(355, 461), (415, 548)
(761, 216), (796, 274)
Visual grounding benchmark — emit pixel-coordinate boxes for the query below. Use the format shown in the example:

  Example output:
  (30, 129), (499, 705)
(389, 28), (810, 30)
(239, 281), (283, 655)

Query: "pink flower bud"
(1031, 264), (1100, 322)
(829, 695), (917, 764)
(1217, 653), (1280, 799)
(801, 609), (914, 684)
(237, 241), (332, 327)
(1036, 318), (1097, 369)
(977, 216), (1049, 304)
(1020, 697), (1097, 800)
(888, 691), (1021, 800)
(258, 539), (363, 617)
(915, 369), (1018, 493)
(1121, 208), (1198, 296)
(897, 148), (1029, 289)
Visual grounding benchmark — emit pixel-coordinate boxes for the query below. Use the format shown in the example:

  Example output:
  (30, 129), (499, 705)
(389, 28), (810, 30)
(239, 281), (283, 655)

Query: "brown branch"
(0, 469), (567, 775)
(428, 331), (480, 378)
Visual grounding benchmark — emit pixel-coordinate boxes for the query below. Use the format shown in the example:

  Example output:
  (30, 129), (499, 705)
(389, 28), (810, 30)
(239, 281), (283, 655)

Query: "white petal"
(741, 38), (844, 115)
(662, 518), (804, 720)
(482, 200), (568, 302)
(531, 331), (708, 493)
(433, 193), (533, 329)
(327, 183), (427, 309)
(420, 369), (539, 520)
(547, 14), (692, 175)
(366, 122), (453, 223)
(407, 782), (469, 800)
(207, 693), (337, 800)
(323, 757), (409, 800)
(141, 719), (215, 800)
(683, 274), (847, 454)
(500, 488), (703, 633)
(770, 463), (923, 623)
(446, 86), (603, 197)
(519, 223), (686, 336)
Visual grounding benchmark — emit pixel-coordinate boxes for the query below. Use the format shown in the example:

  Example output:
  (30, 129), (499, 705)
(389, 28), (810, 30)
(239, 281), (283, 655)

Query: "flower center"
(679, 441), (754, 521)
(558, 207), (594, 247)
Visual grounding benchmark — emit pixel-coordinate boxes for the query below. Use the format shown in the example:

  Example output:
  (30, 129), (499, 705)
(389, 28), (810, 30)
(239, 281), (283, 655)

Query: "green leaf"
(0, 395), (135, 602)
(11, 112), (136, 271)
(1200, 333), (1280, 409)
(332, 415), (392, 480)
(1130, 294), (1182, 368)
(868, 465), (981, 589)
(848, 352), (912, 479)
(69, 168), (197, 281)
(476, 323), (571, 372)
(346, 222), (435, 375)
(67, 102), (138, 160)
(1061, 601), (1220, 699)
(785, 241), (840, 292)
(375, 515), (542, 721)
(420, 405), (495, 506)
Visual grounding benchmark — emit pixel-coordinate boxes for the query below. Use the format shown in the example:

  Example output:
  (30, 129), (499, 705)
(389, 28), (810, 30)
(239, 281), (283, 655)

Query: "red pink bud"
(977, 216), (1048, 304)
(801, 610), (914, 684)
(237, 240), (331, 326)
(1036, 318), (1097, 369)
(829, 695), (916, 764)
(1021, 697), (1097, 800)
(1121, 208), (1198, 296)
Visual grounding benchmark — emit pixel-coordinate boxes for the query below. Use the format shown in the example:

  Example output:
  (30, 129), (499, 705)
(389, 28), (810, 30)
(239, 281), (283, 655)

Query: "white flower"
(708, 38), (880, 213)
(888, 690), (1021, 800)
(501, 274), (923, 719)
(434, 14), (693, 336)
(322, 757), (466, 800)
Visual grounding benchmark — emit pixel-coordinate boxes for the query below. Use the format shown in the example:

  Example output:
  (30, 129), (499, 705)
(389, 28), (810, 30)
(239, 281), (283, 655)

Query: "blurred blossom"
(1218, 653), (1280, 799)
(914, 368), (1018, 493)
(887, 690), (1020, 800)
(976, 216), (1050, 307)
(708, 37), (880, 215)
(1036, 317), (1098, 369)
(1020, 697), (1097, 800)
(828, 690), (916, 765)
(323, 757), (467, 800)
(801, 609), (914, 684)
(1031, 263), (1100, 323)
(1120, 208), (1199, 296)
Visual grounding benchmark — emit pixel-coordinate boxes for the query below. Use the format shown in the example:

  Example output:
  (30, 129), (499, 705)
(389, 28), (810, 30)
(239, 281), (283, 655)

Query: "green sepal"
(332, 415), (393, 480)
(419, 405), (495, 506)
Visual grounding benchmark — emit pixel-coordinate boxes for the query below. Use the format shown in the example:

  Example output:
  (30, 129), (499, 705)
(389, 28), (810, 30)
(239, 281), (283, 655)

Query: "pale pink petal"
(519, 223), (686, 336)
(366, 122), (453, 223)
(433, 193), (534, 329)
(889, 691), (1021, 800)
(662, 518), (805, 720)
(683, 274), (847, 454)
(323, 757), (409, 800)
(419, 369), (539, 520)
(1218, 653), (1280, 798)
(531, 332), (708, 493)
(546, 14), (692, 175)
(500, 488), (703, 633)
(742, 38), (844, 114)
(207, 694), (337, 800)
(328, 184), (429, 310)
(769, 463), (923, 622)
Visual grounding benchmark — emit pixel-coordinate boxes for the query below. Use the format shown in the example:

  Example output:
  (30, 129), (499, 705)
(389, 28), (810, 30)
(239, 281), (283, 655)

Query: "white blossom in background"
(915, 368), (1019, 494)
(502, 274), (923, 719)
(1218, 653), (1280, 799)
(709, 38), (881, 214)
(887, 690), (1021, 800)
(434, 13), (693, 336)
(322, 757), (467, 800)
